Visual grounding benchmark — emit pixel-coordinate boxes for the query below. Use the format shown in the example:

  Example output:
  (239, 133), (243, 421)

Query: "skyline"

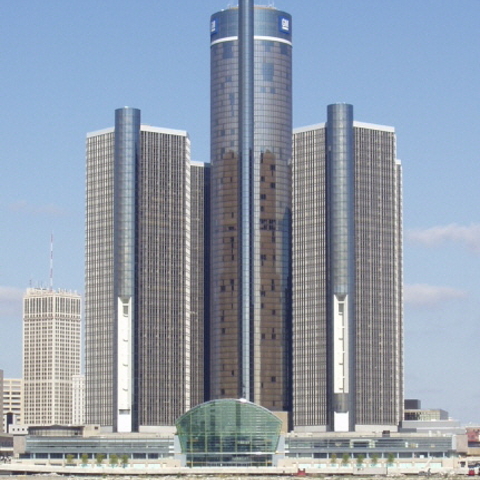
(1, 1), (480, 424)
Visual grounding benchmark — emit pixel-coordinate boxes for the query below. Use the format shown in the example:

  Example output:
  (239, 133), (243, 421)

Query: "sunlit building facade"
(293, 104), (403, 432)
(23, 288), (81, 426)
(71, 374), (85, 425)
(2, 378), (23, 432)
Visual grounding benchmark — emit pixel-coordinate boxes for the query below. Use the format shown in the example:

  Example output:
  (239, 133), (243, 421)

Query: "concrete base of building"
(0, 458), (470, 476)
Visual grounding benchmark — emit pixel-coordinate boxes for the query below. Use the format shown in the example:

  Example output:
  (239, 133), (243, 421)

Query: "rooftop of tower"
(294, 121), (395, 134)
(221, 4), (280, 11)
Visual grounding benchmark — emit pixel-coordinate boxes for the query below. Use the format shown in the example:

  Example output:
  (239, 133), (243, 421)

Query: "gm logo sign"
(211, 19), (217, 35)
(279, 16), (290, 33)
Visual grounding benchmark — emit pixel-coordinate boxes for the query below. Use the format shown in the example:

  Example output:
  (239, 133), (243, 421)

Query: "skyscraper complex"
(81, 2), (403, 437)
(209, 3), (292, 413)
(292, 104), (403, 432)
(85, 108), (207, 432)
(23, 288), (81, 426)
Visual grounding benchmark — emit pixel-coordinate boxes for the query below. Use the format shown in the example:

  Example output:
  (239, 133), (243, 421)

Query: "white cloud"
(0, 286), (24, 317)
(407, 223), (480, 253)
(404, 283), (467, 307)
(8, 200), (66, 216)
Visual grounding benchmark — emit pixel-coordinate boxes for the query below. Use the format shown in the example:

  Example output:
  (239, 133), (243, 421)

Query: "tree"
(109, 454), (118, 466)
(330, 453), (337, 465)
(96, 453), (105, 466)
(387, 453), (395, 466)
(356, 454), (365, 467)
(341, 453), (350, 466)
(81, 453), (89, 465)
(370, 453), (379, 466)
(120, 454), (129, 468)
(65, 454), (74, 465)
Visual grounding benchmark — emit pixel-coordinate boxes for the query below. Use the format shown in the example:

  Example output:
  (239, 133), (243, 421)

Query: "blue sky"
(1, 1), (479, 424)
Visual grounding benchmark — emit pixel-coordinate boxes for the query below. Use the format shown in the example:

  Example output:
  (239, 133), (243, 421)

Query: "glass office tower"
(209, 4), (292, 412)
(293, 104), (403, 432)
(85, 108), (207, 431)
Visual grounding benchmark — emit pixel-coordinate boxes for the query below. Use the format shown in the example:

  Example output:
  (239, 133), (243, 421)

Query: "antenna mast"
(50, 233), (54, 290)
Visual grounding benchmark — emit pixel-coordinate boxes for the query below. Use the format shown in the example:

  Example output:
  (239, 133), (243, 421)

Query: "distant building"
(405, 408), (448, 421)
(0, 369), (3, 433)
(405, 399), (422, 410)
(292, 104), (403, 432)
(402, 399), (464, 436)
(23, 288), (81, 425)
(85, 108), (208, 432)
(71, 374), (85, 425)
(2, 378), (23, 432)
(404, 399), (448, 421)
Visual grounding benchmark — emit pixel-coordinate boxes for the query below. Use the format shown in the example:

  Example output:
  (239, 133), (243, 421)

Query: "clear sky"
(1, 1), (479, 424)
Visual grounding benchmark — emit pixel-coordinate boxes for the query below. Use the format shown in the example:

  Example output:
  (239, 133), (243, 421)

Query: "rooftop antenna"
(50, 232), (54, 290)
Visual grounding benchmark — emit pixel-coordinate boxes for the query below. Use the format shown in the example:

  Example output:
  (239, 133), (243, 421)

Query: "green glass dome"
(176, 398), (282, 466)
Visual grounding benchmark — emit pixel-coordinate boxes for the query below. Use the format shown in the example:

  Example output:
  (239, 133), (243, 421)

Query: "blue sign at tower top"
(279, 16), (290, 34)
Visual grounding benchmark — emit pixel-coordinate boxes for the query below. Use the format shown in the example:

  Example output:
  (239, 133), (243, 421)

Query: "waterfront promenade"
(0, 475), (474, 480)
(0, 461), (471, 476)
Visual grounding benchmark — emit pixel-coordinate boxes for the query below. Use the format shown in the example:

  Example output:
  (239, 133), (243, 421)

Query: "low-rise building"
(2, 379), (23, 433)
(7, 400), (468, 475)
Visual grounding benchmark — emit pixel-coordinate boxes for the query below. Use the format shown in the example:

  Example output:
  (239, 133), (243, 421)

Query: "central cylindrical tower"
(210, 4), (292, 412)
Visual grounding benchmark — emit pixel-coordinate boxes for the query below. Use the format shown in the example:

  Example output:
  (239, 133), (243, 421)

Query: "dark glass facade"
(86, 110), (206, 430)
(292, 106), (403, 431)
(209, 5), (292, 413)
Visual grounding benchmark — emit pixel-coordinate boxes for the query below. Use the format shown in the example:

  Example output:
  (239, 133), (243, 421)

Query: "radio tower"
(50, 232), (54, 290)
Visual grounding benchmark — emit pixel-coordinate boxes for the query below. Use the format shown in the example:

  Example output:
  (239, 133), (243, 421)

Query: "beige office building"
(23, 288), (81, 425)
(2, 378), (23, 432)
(72, 374), (85, 425)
